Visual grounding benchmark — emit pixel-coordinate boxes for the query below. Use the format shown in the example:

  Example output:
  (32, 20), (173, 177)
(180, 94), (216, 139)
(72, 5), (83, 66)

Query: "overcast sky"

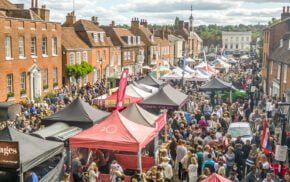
(12, 0), (290, 25)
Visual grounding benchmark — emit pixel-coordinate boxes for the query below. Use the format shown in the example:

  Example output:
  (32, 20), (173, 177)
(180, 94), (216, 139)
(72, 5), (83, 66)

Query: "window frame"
(31, 37), (37, 57)
(18, 36), (25, 58)
(20, 72), (26, 91)
(69, 52), (75, 65)
(42, 36), (48, 56)
(5, 36), (12, 60)
(7, 74), (13, 94)
(52, 37), (57, 56)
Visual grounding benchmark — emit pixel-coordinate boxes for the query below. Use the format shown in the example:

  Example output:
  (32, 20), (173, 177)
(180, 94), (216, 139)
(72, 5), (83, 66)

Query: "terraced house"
(0, 0), (62, 102)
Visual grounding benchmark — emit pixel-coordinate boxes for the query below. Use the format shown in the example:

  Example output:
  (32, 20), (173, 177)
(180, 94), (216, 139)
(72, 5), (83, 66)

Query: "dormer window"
(132, 36), (136, 45)
(280, 39), (283, 48)
(150, 35), (154, 42)
(127, 36), (131, 45)
(137, 36), (141, 44)
(92, 33), (98, 42)
(99, 32), (104, 42)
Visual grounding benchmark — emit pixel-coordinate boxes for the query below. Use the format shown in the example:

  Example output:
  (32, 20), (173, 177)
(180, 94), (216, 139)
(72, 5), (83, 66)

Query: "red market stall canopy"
(69, 111), (157, 152)
(201, 173), (232, 182)
(42, 98), (110, 129)
(140, 84), (189, 110)
(105, 91), (143, 108)
(121, 104), (166, 131)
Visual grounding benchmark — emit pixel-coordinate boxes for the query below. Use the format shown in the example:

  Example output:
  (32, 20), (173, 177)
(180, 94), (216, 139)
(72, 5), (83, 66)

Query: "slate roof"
(269, 32), (290, 64)
(61, 27), (90, 50)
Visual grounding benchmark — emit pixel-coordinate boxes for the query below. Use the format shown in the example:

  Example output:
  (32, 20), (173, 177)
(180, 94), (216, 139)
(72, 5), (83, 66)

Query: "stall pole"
(154, 135), (159, 164)
(137, 150), (142, 173)
(19, 161), (23, 182)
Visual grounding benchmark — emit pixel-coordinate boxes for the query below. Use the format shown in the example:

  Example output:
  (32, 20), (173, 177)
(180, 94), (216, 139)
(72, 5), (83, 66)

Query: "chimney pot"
(31, 0), (34, 8)
(35, 0), (38, 8)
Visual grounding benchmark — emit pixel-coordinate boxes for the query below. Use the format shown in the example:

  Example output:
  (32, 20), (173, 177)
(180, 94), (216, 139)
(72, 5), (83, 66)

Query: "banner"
(0, 141), (19, 168)
(116, 69), (129, 111)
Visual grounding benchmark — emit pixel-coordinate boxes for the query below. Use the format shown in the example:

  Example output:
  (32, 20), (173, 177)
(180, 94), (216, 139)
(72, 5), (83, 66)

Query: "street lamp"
(278, 101), (290, 178)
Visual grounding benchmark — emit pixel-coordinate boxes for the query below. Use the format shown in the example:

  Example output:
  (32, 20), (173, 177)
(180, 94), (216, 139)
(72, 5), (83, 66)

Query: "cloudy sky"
(12, 0), (290, 25)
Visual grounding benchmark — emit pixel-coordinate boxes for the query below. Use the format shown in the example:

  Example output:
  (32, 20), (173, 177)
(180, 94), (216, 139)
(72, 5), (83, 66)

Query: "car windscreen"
(228, 127), (252, 138)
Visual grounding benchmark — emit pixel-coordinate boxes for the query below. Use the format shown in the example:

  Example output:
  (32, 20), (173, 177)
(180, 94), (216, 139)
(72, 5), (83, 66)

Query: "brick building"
(262, 6), (290, 98)
(0, 0), (61, 102)
(130, 18), (158, 67)
(102, 24), (145, 75)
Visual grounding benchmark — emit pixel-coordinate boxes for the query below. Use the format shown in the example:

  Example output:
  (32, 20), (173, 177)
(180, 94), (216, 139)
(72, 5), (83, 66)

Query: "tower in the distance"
(189, 5), (194, 32)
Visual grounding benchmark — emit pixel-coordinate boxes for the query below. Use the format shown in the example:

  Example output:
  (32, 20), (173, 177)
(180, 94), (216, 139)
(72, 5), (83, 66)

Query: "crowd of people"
(4, 55), (290, 182)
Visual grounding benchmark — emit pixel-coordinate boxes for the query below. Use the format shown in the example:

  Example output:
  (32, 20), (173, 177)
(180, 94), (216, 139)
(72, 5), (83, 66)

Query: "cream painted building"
(222, 31), (252, 54)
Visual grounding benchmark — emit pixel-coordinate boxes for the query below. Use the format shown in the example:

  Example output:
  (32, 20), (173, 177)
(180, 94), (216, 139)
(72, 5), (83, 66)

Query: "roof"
(73, 19), (112, 47)
(3, 9), (42, 20)
(74, 19), (103, 32)
(168, 34), (184, 42)
(31, 122), (82, 142)
(121, 104), (157, 127)
(136, 75), (164, 87)
(42, 97), (110, 129)
(69, 111), (157, 152)
(61, 27), (90, 50)
(0, 0), (17, 9)
(199, 77), (237, 91)
(103, 26), (145, 47)
(126, 84), (153, 99)
(139, 25), (157, 45)
(155, 37), (171, 46)
(270, 36), (290, 64)
(0, 127), (63, 172)
(141, 84), (189, 109)
(192, 32), (203, 42)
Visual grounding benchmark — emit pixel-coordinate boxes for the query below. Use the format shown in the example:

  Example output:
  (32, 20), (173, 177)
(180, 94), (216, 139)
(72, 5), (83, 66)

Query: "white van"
(227, 122), (253, 143)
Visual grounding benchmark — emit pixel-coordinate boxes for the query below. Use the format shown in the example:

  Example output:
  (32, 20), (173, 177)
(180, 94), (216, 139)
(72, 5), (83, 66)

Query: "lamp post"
(278, 101), (290, 178)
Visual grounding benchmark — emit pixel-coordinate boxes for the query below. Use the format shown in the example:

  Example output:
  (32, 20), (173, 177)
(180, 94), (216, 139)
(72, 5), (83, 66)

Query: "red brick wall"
(0, 17), (62, 102)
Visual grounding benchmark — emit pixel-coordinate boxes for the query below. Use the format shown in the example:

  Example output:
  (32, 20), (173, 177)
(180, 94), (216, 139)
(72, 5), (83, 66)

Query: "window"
(127, 51), (131, 60)
(102, 50), (106, 60)
(284, 65), (287, 83)
(123, 51), (127, 60)
(236, 37), (239, 41)
(277, 64), (281, 80)
(18, 36), (25, 58)
(241, 37), (244, 41)
(7, 74), (13, 94)
(83, 51), (88, 61)
(76, 52), (81, 64)
(270, 61), (273, 74)
(53, 68), (58, 85)
(99, 33), (104, 42)
(127, 36), (131, 45)
(42, 37), (47, 56)
(96, 50), (100, 61)
(280, 39), (283, 48)
(42, 69), (48, 89)
(69, 52), (75, 65)
(230, 44), (233, 49)
(225, 44), (228, 49)
(5, 36), (12, 59)
(52, 37), (57, 55)
(236, 44), (239, 49)
(31, 37), (37, 56)
(92, 33), (98, 42)
(137, 36), (141, 44)
(20, 72), (26, 91)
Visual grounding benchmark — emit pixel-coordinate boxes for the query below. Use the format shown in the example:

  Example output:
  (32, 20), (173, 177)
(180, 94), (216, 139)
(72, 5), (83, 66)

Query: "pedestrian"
(188, 157), (198, 182)
(87, 162), (99, 182)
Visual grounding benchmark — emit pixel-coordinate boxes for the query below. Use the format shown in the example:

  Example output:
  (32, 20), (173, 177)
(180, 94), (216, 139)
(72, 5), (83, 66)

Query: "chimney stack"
(91, 16), (99, 26)
(131, 17), (140, 34)
(35, 0), (38, 8)
(63, 11), (76, 27)
(111, 20), (115, 27)
(31, 0), (34, 8)
(281, 6), (290, 20)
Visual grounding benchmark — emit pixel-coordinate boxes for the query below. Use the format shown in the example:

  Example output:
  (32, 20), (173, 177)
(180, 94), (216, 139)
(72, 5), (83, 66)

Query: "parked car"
(227, 122), (253, 143)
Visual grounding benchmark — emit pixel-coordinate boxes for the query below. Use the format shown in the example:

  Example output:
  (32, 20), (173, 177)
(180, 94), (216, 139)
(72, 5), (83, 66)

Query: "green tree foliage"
(67, 61), (94, 81)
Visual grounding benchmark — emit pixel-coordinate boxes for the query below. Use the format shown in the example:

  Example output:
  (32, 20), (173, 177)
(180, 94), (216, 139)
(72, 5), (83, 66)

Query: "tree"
(67, 61), (94, 85)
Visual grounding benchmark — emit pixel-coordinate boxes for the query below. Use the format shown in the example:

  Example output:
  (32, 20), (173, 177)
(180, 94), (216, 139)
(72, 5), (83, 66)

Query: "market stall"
(136, 75), (164, 88)
(0, 127), (64, 182)
(140, 84), (189, 112)
(42, 98), (110, 129)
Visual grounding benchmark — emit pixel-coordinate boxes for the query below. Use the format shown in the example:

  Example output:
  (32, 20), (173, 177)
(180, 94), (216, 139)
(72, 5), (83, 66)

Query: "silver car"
(227, 122), (253, 143)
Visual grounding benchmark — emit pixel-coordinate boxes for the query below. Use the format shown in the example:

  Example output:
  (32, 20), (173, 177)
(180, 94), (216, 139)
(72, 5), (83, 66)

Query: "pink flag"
(116, 69), (129, 111)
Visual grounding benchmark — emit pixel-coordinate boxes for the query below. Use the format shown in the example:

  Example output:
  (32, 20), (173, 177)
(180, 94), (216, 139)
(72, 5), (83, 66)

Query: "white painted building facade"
(222, 31), (252, 54)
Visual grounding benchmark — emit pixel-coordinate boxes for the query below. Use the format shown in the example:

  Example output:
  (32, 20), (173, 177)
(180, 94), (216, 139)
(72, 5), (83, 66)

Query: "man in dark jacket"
(246, 167), (256, 182)
(235, 144), (245, 180)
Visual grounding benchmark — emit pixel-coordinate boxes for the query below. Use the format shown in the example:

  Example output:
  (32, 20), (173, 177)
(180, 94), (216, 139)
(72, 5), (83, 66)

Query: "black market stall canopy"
(42, 97), (110, 129)
(0, 102), (21, 120)
(121, 104), (157, 127)
(199, 77), (237, 91)
(31, 122), (82, 142)
(0, 127), (64, 173)
(140, 84), (189, 110)
(136, 75), (164, 88)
